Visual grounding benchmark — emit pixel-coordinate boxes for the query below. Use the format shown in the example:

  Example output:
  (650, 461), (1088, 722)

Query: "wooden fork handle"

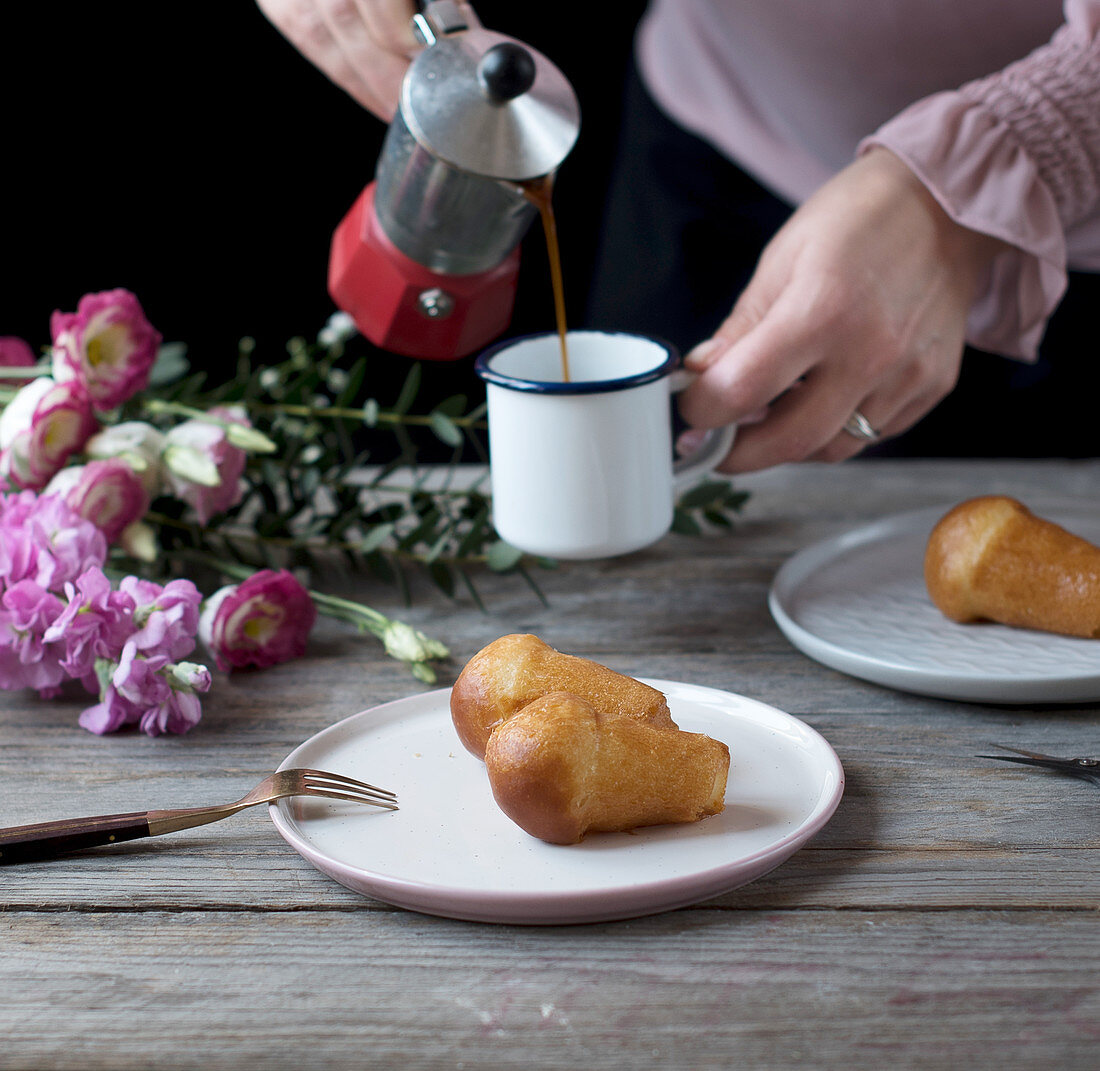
(0, 811), (151, 864)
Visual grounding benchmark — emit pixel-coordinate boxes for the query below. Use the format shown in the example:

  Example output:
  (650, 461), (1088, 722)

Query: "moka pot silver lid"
(400, 21), (580, 182)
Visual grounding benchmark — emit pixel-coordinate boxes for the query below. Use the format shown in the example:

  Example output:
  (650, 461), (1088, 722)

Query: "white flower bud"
(223, 422), (276, 454)
(85, 421), (167, 496)
(162, 442), (221, 487)
(119, 520), (158, 562)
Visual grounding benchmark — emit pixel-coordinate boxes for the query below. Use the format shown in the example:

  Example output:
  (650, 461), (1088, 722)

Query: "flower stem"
(306, 589), (391, 638)
(142, 395), (486, 431)
(181, 552), (448, 680)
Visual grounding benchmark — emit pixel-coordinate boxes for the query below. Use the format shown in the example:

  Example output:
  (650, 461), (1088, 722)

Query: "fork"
(0, 768), (397, 865)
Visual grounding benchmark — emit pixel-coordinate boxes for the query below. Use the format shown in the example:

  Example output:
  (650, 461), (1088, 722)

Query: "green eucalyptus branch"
(126, 319), (747, 616)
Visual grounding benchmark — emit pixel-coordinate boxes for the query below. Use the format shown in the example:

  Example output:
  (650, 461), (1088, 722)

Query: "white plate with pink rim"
(769, 504), (1100, 705)
(268, 680), (844, 925)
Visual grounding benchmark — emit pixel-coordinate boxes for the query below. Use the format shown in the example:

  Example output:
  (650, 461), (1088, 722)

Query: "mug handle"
(669, 369), (737, 488)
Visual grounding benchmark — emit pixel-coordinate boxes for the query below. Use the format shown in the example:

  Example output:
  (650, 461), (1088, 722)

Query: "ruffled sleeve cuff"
(860, 95), (1066, 359)
(859, 6), (1100, 359)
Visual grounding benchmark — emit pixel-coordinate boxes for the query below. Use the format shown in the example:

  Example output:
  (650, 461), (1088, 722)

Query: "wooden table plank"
(2, 844), (1099, 913)
(4, 909), (1100, 1070)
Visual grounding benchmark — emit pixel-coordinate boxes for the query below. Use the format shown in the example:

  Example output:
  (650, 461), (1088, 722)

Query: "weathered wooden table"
(3, 459), (1099, 1070)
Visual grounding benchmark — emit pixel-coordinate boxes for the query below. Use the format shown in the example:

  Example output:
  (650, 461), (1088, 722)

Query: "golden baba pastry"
(450, 634), (730, 844)
(924, 495), (1100, 638)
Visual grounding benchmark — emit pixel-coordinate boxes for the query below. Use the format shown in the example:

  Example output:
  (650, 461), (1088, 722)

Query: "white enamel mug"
(475, 330), (736, 559)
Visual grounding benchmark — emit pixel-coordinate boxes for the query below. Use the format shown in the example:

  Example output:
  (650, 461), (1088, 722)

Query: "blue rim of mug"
(474, 331), (679, 395)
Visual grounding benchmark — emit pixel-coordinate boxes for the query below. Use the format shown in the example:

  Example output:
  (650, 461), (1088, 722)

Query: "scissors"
(979, 744), (1100, 787)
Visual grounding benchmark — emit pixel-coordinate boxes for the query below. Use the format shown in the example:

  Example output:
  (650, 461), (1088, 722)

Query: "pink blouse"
(637, 0), (1100, 358)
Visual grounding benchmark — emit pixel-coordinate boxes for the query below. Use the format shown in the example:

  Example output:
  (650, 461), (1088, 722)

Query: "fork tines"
(300, 769), (398, 810)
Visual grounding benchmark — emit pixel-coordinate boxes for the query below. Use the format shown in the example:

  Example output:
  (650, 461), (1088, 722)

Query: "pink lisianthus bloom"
(50, 289), (161, 411)
(0, 490), (107, 591)
(199, 569), (317, 671)
(0, 377), (97, 490)
(0, 336), (37, 387)
(163, 406), (249, 524)
(0, 579), (67, 692)
(45, 459), (150, 545)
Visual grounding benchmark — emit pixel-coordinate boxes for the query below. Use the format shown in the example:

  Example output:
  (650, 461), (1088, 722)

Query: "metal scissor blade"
(979, 744), (1100, 786)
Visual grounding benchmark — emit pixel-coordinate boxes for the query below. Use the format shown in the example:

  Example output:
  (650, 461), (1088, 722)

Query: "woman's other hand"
(677, 147), (1005, 473)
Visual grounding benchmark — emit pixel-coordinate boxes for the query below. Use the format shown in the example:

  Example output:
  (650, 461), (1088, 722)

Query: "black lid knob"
(477, 42), (537, 103)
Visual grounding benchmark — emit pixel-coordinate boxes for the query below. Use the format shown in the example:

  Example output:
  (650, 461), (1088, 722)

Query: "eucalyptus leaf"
(458, 569), (487, 612)
(670, 509), (703, 536)
(434, 394), (468, 417)
(486, 540), (525, 572)
(677, 479), (732, 510)
(424, 529), (453, 563)
(429, 410), (463, 447)
(455, 505), (490, 558)
(336, 357), (368, 408)
(359, 523), (396, 554)
(392, 363), (422, 416)
(148, 342), (190, 387)
(429, 561), (456, 598)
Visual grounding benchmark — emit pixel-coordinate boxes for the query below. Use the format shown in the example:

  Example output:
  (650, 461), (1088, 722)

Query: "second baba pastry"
(925, 495), (1100, 638)
(484, 691), (730, 845)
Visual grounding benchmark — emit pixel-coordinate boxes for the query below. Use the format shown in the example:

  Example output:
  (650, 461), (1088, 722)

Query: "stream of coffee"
(522, 175), (571, 382)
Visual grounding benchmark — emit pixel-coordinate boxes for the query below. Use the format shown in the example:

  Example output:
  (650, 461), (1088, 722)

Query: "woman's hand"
(255, 0), (420, 120)
(677, 147), (1005, 473)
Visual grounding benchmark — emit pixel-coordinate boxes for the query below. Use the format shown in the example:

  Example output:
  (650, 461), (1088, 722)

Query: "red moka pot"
(328, 1), (580, 361)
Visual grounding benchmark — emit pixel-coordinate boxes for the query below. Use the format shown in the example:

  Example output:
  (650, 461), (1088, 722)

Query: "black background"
(2, 2), (646, 398)
(6, 4), (1095, 459)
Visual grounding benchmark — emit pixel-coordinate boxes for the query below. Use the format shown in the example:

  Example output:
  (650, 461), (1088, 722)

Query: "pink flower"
(73, 576), (207, 736)
(45, 459), (150, 544)
(0, 487), (210, 733)
(137, 661), (211, 736)
(118, 575), (202, 661)
(50, 289), (161, 411)
(42, 568), (136, 685)
(199, 569), (316, 671)
(78, 685), (141, 735)
(0, 579), (67, 692)
(163, 407), (249, 523)
(0, 336), (37, 387)
(0, 377), (97, 490)
(0, 490), (107, 591)
(112, 642), (171, 706)
(80, 654), (210, 736)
